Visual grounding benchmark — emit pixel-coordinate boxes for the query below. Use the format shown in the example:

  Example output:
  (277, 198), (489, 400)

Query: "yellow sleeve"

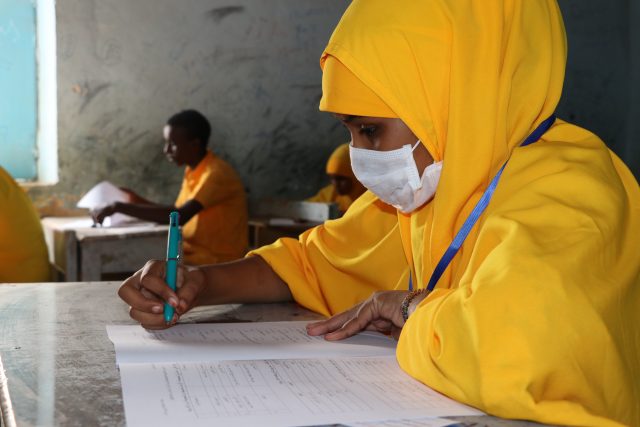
(0, 168), (50, 282)
(306, 184), (335, 203)
(251, 191), (410, 316)
(189, 158), (243, 209)
(397, 150), (640, 426)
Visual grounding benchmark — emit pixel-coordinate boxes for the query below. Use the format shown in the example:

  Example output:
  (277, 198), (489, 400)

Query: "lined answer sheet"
(107, 321), (396, 364)
(119, 357), (481, 427)
(108, 321), (482, 426)
(346, 418), (459, 427)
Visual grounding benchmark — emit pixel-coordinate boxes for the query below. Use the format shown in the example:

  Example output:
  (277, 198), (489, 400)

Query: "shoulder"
(488, 121), (639, 238)
(202, 152), (241, 179)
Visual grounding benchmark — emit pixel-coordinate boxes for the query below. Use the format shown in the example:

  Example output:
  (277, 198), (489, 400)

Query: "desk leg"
(79, 243), (102, 282)
(64, 231), (79, 282)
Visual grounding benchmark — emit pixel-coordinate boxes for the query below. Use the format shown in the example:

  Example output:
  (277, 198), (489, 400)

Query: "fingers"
(118, 267), (165, 315)
(118, 260), (182, 329)
(175, 267), (206, 315)
(129, 307), (177, 330)
(306, 306), (358, 336)
(140, 260), (179, 308)
(90, 209), (102, 225)
(324, 302), (376, 341)
(306, 291), (409, 341)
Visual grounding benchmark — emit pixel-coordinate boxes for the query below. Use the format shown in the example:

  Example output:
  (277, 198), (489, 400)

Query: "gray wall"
(28, 0), (639, 213)
(29, 0), (351, 213)
(557, 0), (640, 178)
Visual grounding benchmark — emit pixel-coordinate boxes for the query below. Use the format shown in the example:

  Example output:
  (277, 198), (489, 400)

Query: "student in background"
(307, 143), (365, 214)
(0, 166), (49, 282)
(94, 110), (248, 265)
(117, 1), (639, 425)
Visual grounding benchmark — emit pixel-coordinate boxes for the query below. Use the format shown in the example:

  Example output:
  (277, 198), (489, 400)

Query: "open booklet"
(107, 321), (481, 427)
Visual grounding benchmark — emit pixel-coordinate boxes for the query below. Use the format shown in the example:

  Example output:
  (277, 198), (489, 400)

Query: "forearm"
(114, 202), (175, 224)
(195, 256), (293, 306)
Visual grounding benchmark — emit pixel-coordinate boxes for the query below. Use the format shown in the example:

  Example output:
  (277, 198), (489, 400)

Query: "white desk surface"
(41, 216), (169, 241)
(0, 282), (548, 427)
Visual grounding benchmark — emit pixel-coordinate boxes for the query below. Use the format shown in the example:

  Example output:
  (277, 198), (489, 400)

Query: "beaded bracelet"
(401, 289), (426, 322)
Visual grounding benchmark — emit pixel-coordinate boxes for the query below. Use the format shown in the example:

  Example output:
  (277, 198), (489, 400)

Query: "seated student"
(117, 1), (640, 426)
(95, 110), (248, 265)
(307, 143), (365, 214)
(0, 166), (49, 282)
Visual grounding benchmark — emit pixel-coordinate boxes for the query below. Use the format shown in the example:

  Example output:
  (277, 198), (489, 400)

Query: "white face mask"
(349, 140), (442, 213)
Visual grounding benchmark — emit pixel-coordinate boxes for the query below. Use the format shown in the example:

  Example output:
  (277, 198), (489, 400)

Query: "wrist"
(400, 289), (429, 323)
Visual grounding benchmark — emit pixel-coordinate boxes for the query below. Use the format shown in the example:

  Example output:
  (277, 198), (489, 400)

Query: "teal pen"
(164, 211), (181, 324)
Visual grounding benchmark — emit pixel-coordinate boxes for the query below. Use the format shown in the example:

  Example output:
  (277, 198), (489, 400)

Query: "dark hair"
(166, 109), (211, 147)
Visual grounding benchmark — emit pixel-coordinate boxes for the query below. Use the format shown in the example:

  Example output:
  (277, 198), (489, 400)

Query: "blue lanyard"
(409, 115), (556, 292)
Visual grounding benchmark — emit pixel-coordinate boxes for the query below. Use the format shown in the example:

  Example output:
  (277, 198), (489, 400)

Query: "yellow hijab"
(325, 143), (353, 178)
(319, 0), (566, 289)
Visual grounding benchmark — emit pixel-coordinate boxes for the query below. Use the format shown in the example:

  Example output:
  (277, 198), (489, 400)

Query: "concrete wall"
(29, 0), (351, 214)
(557, 0), (640, 177)
(28, 0), (639, 214)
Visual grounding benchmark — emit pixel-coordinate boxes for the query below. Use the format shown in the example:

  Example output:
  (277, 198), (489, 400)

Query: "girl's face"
(334, 114), (434, 174)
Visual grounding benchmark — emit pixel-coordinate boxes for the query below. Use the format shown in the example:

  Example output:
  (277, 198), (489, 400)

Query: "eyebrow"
(338, 115), (358, 123)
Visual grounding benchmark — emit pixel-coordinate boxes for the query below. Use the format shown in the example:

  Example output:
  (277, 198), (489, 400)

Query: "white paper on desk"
(119, 357), (482, 427)
(76, 180), (136, 227)
(345, 417), (460, 426)
(107, 321), (396, 364)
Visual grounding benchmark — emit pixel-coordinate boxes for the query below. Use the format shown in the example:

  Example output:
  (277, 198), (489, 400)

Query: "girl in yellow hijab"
(307, 143), (366, 214)
(118, 1), (640, 425)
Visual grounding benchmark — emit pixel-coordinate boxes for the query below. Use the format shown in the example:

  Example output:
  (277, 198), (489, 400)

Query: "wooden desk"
(41, 217), (168, 281)
(0, 282), (546, 427)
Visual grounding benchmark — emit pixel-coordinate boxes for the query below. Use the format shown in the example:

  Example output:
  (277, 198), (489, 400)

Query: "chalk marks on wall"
(72, 82), (113, 114)
(96, 38), (123, 66)
(207, 6), (245, 24)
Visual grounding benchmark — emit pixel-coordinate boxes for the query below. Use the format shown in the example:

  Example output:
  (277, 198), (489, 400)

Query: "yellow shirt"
(252, 1), (640, 425)
(175, 150), (248, 265)
(0, 167), (49, 282)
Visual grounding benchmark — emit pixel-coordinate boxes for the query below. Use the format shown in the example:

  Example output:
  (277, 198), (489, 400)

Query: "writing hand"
(118, 260), (206, 330)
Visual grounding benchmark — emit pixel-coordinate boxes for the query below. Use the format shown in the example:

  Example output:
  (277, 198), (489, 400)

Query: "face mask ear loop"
(411, 140), (422, 151)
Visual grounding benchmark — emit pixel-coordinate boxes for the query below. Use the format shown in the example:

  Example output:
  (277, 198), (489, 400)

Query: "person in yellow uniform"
(307, 143), (365, 214)
(0, 166), (50, 282)
(116, 1), (640, 425)
(95, 110), (248, 265)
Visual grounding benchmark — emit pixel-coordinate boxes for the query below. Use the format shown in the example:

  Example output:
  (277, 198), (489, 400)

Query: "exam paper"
(76, 180), (136, 226)
(107, 321), (396, 364)
(119, 357), (482, 427)
(346, 417), (459, 426)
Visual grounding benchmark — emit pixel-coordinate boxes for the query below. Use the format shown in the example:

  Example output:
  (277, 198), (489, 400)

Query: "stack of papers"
(107, 321), (481, 427)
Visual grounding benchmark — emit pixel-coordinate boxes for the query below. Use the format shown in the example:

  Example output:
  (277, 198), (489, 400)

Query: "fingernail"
(169, 297), (178, 307)
(151, 305), (162, 314)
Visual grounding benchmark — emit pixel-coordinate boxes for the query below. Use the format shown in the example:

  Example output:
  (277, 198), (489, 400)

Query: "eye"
(359, 125), (377, 137)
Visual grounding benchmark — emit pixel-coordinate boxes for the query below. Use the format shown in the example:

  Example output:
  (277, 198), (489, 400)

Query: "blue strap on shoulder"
(410, 115), (556, 292)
